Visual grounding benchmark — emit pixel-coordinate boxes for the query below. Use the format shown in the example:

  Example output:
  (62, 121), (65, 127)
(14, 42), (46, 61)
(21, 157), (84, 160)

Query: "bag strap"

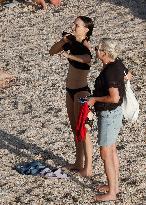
(124, 70), (128, 80)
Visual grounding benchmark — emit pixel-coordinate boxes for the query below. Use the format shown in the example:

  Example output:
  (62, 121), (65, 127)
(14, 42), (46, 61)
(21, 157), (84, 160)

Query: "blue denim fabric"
(97, 106), (123, 146)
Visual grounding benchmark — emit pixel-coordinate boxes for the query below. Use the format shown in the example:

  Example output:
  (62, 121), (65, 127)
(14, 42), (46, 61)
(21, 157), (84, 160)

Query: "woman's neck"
(75, 34), (86, 42)
(102, 57), (115, 66)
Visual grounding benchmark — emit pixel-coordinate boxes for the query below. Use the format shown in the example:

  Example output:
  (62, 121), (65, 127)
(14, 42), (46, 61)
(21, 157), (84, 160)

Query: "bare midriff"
(66, 64), (89, 89)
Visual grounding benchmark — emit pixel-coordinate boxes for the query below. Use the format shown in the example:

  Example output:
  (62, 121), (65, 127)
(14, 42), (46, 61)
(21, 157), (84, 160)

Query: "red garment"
(76, 102), (89, 143)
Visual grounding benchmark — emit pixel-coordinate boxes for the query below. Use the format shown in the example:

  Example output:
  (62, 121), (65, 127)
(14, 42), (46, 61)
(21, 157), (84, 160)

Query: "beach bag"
(122, 72), (139, 122)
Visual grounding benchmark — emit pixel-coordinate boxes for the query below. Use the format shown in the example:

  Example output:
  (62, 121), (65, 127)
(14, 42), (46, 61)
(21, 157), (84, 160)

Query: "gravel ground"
(0, 0), (146, 204)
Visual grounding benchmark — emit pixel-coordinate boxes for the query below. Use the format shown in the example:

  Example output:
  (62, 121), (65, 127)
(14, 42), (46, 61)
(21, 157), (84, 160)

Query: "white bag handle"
(122, 70), (139, 122)
(124, 70), (129, 80)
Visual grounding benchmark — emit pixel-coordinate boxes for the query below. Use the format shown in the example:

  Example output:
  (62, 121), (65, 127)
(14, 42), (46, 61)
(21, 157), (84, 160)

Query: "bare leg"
(96, 144), (119, 193)
(66, 92), (84, 170)
(74, 141), (84, 170)
(74, 91), (93, 176)
(65, 90), (93, 174)
(35, 0), (47, 10)
(80, 132), (93, 176)
(94, 146), (117, 202)
(50, 0), (61, 6)
(112, 144), (120, 193)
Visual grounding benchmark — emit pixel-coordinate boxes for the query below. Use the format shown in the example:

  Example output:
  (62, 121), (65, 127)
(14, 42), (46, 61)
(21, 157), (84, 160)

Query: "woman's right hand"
(62, 34), (71, 43)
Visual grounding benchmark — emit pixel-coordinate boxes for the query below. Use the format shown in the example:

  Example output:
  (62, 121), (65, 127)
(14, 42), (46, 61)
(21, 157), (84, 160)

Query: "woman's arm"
(49, 39), (66, 56)
(63, 52), (91, 63)
(49, 34), (71, 56)
(88, 87), (120, 106)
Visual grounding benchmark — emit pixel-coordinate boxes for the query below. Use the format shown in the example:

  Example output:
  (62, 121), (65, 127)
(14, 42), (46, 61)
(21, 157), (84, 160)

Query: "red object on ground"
(76, 102), (89, 143)
(50, 0), (61, 6)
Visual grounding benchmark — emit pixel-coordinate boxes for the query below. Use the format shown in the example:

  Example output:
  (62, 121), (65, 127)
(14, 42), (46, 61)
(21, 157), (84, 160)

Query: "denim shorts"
(96, 106), (123, 146)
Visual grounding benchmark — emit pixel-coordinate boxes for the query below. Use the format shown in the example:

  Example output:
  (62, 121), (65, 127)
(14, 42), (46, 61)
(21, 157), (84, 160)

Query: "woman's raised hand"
(62, 34), (70, 43)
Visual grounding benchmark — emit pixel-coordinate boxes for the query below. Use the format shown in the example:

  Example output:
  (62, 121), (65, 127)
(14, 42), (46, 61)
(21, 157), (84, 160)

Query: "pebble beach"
(0, 0), (146, 204)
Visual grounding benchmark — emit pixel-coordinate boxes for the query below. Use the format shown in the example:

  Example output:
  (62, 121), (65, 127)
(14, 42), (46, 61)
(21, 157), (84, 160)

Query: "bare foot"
(79, 168), (92, 177)
(35, 0), (47, 10)
(93, 193), (116, 202)
(96, 184), (119, 194)
(0, 71), (16, 89)
(65, 164), (83, 172)
(96, 184), (109, 193)
(0, 70), (15, 80)
(50, 0), (61, 6)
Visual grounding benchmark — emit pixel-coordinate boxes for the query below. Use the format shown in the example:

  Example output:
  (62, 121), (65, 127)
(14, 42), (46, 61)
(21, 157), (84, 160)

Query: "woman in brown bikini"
(49, 16), (94, 176)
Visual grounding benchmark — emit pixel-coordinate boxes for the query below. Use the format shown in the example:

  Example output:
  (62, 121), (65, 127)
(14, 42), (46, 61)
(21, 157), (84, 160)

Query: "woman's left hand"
(87, 97), (96, 107)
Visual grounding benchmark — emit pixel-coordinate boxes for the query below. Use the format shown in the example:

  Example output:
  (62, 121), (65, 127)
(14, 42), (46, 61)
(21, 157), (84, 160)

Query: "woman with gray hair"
(88, 38), (131, 202)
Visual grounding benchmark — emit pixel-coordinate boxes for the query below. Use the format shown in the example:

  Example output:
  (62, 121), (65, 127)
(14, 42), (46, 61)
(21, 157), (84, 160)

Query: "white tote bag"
(122, 78), (139, 122)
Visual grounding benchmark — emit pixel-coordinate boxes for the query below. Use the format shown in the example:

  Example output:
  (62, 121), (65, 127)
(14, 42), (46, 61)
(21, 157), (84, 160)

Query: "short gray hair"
(99, 38), (119, 60)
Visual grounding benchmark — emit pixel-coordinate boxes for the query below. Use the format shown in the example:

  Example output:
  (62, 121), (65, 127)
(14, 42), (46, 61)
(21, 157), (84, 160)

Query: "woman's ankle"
(80, 168), (92, 177)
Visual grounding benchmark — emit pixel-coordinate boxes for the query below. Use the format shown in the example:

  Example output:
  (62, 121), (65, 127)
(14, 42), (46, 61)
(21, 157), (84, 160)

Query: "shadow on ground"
(0, 130), (68, 167)
(0, 129), (101, 190)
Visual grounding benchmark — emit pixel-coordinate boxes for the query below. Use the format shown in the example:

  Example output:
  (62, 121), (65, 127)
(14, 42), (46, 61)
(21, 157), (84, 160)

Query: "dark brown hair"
(78, 16), (94, 41)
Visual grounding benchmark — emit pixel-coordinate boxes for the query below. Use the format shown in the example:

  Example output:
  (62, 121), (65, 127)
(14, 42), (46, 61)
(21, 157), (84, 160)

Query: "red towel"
(76, 102), (89, 143)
